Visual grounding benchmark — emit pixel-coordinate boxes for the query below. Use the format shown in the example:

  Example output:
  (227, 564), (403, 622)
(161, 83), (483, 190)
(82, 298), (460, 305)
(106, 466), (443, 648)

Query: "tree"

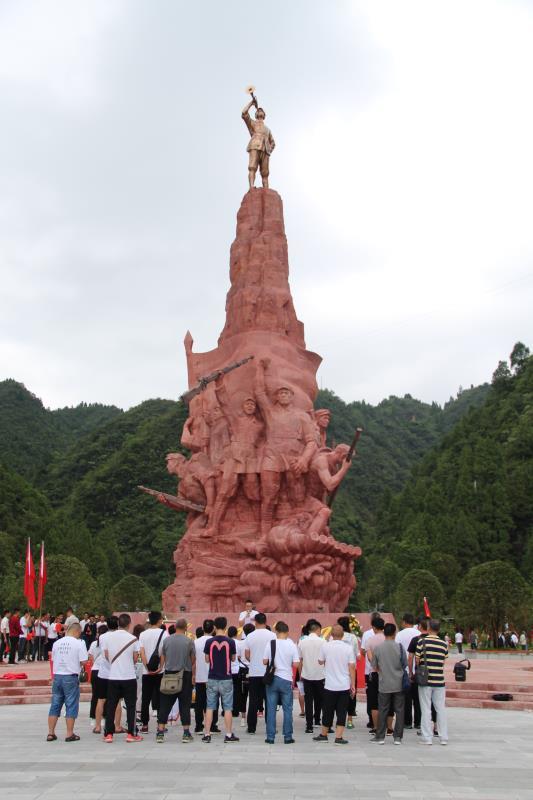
(491, 360), (512, 387)
(393, 569), (445, 617)
(109, 574), (154, 611)
(43, 555), (99, 613)
(510, 341), (530, 374)
(454, 560), (532, 643)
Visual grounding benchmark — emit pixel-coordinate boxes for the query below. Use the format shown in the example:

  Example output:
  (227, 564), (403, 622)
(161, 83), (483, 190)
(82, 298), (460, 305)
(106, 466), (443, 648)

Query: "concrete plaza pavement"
(0, 703), (531, 800)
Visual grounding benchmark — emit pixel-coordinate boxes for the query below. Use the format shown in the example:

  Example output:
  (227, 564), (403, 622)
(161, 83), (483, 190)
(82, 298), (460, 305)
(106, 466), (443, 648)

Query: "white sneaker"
(419, 740), (433, 745)
(440, 740), (448, 746)
(393, 739), (402, 745)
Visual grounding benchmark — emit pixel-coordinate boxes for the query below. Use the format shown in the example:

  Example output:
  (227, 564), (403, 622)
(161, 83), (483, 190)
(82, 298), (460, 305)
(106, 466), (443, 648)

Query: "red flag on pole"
(24, 538), (37, 609)
(423, 596), (431, 617)
(37, 541), (47, 607)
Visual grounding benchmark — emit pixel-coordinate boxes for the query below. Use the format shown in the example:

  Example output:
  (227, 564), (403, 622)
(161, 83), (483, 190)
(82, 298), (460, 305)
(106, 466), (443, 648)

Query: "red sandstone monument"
(141, 92), (361, 613)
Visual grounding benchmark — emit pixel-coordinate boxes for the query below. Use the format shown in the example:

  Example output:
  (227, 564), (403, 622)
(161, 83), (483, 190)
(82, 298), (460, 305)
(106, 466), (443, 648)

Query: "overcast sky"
(1, 0), (532, 411)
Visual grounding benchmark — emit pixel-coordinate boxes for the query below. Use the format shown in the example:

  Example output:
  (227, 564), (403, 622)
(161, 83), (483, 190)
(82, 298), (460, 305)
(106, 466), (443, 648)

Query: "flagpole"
(38, 541), (46, 661)
(38, 541), (43, 661)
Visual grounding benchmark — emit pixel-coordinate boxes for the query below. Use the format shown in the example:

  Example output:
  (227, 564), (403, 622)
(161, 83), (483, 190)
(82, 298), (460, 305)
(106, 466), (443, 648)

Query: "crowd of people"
(0, 608), (106, 663)
(36, 602), (451, 747)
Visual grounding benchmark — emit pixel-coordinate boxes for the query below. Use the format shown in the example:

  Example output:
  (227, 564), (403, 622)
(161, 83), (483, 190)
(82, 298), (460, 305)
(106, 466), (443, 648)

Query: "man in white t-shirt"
(395, 613), (419, 728)
(33, 615), (50, 661)
(18, 612), (30, 662)
(47, 622), (88, 742)
(314, 624), (356, 745)
(262, 621), (300, 744)
(360, 612), (382, 729)
(244, 613), (275, 734)
(238, 601), (258, 627)
(455, 630), (463, 654)
(298, 620), (325, 733)
(103, 613), (142, 742)
(138, 611), (168, 733)
(0, 611), (10, 662)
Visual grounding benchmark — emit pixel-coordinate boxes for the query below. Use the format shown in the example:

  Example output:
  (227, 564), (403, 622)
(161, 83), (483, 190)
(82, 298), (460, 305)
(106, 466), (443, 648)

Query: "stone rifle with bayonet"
(180, 355), (254, 404)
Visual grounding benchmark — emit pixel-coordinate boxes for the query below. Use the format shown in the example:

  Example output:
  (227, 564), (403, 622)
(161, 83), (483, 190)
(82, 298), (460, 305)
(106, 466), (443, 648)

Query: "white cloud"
(0, 0), (531, 409)
(0, 0), (123, 110)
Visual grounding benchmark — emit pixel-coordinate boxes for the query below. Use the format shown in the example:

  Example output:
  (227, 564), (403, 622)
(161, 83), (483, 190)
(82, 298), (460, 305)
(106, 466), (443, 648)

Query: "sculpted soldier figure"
(205, 375), (265, 536)
(242, 99), (275, 190)
(165, 452), (217, 521)
(312, 408), (331, 447)
(254, 358), (317, 536)
(308, 444), (352, 503)
(202, 404), (231, 469)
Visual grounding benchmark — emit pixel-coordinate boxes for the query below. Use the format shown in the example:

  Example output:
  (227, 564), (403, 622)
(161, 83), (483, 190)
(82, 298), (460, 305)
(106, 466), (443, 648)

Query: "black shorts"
(321, 688), (350, 728)
(96, 675), (109, 700)
(366, 672), (379, 711)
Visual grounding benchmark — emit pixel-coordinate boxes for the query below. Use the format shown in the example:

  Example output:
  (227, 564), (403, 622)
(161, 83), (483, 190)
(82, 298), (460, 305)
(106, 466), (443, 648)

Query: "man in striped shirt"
(415, 619), (448, 745)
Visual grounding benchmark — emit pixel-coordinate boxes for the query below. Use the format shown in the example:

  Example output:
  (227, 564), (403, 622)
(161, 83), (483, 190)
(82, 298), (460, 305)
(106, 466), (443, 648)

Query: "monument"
(141, 89), (362, 613)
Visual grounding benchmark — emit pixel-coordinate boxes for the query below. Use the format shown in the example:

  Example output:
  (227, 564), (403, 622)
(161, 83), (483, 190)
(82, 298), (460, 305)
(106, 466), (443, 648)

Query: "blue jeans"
(266, 676), (293, 741)
(49, 674), (80, 719)
(206, 678), (233, 712)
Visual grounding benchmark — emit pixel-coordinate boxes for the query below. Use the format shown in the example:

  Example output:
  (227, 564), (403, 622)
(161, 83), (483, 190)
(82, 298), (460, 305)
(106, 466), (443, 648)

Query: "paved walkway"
(0, 704), (532, 800)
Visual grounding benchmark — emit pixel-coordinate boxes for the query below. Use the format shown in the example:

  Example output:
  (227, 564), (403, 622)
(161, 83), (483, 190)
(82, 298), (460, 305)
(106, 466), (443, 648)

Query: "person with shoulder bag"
(155, 618), (196, 744)
(139, 611), (168, 733)
(102, 613), (142, 743)
(416, 619), (449, 745)
(263, 621), (300, 744)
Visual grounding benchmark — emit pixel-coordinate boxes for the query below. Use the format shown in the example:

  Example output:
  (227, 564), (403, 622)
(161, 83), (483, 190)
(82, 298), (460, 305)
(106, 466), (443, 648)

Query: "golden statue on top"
(242, 86), (276, 190)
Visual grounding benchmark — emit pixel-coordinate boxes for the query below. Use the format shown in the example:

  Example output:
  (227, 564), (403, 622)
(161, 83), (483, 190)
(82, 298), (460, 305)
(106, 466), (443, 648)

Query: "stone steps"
(0, 678), (91, 705)
(447, 696), (533, 711)
(449, 681), (533, 693)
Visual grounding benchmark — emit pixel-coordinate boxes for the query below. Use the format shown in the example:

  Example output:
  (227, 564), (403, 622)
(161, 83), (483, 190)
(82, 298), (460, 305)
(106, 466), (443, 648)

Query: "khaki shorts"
(248, 149), (270, 177)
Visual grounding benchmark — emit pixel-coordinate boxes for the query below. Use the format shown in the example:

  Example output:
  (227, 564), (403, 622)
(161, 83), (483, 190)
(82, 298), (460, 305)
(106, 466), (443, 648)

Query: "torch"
(245, 84), (258, 109)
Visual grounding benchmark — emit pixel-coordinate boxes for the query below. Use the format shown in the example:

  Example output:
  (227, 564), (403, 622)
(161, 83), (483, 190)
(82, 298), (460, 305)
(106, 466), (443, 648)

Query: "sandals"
(65, 734), (80, 742)
(93, 729), (101, 734)
(46, 734), (57, 742)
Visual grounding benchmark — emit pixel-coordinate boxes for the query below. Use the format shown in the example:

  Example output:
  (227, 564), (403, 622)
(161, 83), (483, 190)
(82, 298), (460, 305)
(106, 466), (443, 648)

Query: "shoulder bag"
(146, 630), (165, 672)
(237, 656), (249, 683)
(262, 639), (276, 686)
(160, 669), (184, 695)
(416, 639), (430, 686)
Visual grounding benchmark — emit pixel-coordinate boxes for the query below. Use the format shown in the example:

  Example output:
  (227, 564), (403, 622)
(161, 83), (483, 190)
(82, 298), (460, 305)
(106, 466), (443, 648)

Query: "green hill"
(0, 379), (121, 485)
(0, 365), (512, 612)
(368, 344), (533, 611)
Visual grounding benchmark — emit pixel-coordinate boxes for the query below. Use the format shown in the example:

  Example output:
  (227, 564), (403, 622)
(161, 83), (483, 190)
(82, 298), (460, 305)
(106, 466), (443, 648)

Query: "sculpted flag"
(24, 538), (37, 609)
(37, 541), (47, 607)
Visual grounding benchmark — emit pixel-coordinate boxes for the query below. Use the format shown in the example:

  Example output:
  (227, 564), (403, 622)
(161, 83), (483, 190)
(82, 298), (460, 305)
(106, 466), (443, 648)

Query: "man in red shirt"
(8, 609), (22, 664)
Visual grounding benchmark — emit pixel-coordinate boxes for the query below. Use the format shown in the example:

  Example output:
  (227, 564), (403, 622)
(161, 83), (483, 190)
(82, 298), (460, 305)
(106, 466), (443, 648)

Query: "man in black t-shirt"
(202, 617), (239, 744)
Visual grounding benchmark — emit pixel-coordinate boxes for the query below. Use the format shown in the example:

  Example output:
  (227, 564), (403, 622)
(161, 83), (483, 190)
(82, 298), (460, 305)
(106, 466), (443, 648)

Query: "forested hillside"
(366, 343), (533, 615)
(0, 379), (121, 484)
(0, 374), (490, 609)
